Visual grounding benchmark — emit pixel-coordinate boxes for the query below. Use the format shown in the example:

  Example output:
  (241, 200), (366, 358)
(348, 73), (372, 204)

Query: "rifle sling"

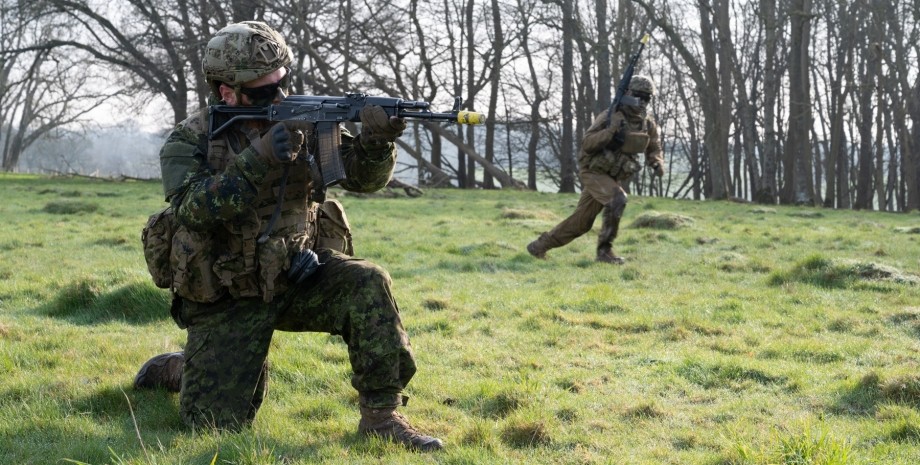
(258, 164), (289, 244)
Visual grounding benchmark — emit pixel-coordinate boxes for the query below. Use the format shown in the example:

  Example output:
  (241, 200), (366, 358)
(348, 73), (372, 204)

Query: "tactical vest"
(616, 116), (650, 154)
(145, 112), (318, 304)
(206, 122), (316, 303)
(584, 113), (651, 180)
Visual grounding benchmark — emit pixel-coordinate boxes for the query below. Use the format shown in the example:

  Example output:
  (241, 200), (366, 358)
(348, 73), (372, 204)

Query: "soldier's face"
(627, 90), (651, 112)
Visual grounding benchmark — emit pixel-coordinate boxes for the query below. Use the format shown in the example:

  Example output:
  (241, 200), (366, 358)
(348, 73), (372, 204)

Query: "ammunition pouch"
(619, 131), (650, 154)
(314, 199), (354, 255)
(170, 225), (224, 303)
(141, 202), (324, 304)
(256, 235), (289, 302)
(141, 207), (178, 289)
(587, 151), (642, 181)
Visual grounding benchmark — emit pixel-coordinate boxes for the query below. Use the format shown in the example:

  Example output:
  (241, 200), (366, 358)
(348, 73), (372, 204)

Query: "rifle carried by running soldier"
(606, 33), (651, 129)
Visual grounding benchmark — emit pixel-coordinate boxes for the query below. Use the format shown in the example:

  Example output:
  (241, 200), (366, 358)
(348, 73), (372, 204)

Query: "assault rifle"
(208, 93), (484, 191)
(605, 33), (650, 129)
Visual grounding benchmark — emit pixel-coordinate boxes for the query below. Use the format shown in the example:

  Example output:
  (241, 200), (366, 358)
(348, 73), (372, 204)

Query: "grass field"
(1, 172), (919, 464)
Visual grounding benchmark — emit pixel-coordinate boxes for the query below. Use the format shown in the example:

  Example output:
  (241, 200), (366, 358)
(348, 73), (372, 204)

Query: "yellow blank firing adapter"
(457, 111), (484, 125)
(641, 33), (650, 44)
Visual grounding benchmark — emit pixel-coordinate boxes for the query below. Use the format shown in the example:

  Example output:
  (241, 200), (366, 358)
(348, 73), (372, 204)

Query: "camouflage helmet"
(203, 21), (293, 97)
(628, 75), (656, 96)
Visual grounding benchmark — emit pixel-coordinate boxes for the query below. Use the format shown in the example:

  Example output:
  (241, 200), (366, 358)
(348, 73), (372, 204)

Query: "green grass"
(1, 173), (920, 464)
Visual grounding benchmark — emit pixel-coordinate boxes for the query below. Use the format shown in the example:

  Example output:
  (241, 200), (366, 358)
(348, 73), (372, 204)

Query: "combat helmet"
(203, 21), (293, 99)
(628, 75), (656, 98)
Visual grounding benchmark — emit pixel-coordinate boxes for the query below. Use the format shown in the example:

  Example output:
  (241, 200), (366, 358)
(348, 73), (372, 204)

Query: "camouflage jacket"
(156, 107), (395, 303)
(578, 107), (663, 180)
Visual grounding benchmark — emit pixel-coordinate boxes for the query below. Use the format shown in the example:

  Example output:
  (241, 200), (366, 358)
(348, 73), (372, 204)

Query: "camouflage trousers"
(172, 249), (416, 430)
(534, 171), (624, 250)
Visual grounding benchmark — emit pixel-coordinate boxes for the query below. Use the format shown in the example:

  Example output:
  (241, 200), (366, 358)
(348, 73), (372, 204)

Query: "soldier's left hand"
(360, 105), (407, 146)
(650, 161), (665, 178)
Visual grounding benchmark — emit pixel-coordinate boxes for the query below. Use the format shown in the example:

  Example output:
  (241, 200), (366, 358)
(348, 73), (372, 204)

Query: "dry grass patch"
(42, 200), (99, 214)
(623, 402), (666, 419)
(422, 298), (449, 311)
(630, 211), (694, 229)
(770, 254), (920, 287)
(501, 419), (552, 448)
(499, 207), (556, 221)
(881, 375), (920, 406)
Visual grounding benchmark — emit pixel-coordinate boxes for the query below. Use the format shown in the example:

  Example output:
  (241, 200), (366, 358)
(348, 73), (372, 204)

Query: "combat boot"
(358, 405), (444, 452)
(526, 240), (547, 259)
(596, 202), (625, 264)
(134, 352), (184, 392)
(596, 246), (626, 264)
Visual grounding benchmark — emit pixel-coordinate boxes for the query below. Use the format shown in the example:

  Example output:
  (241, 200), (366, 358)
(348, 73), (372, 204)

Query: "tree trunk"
(693, 0), (732, 200)
(756, 0), (780, 204)
(781, 0), (816, 206)
(483, 0), (504, 189)
(559, 0), (576, 193)
(464, 0), (476, 188)
(595, 0), (611, 117)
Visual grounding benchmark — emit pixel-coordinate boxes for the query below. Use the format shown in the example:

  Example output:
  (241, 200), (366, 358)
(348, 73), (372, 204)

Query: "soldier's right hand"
(252, 122), (304, 164)
(601, 126), (618, 144)
(603, 126), (625, 152)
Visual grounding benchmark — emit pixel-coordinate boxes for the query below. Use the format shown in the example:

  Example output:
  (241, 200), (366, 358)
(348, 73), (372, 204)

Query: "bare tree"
(727, 1), (761, 200)
(755, 0), (784, 204)
(883, 0), (920, 211)
(852, 0), (884, 209)
(814, 0), (855, 208)
(1, 5), (116, 171)
(482, 0), (506, 189)
(595, 0), (611, 117)
(5, 0), (919, 208)
(633, 0), (733, 199)
(780, 0), (816, 205)
(557, 0), (577, 193)
(510, 0), (552, 190)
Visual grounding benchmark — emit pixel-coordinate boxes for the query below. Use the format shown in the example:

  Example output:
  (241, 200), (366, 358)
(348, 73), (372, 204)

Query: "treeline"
(1, 0), (918, 211)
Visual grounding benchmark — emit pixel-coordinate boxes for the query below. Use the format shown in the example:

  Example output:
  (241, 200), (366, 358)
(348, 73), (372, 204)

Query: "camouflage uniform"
(528, 76), (664, 263)
(155, 108), (413, 429)
(137, 22), (428, 441)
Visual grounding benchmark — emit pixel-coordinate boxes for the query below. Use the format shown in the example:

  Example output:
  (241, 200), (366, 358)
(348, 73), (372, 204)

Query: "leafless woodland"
(1, 0), (918, 210)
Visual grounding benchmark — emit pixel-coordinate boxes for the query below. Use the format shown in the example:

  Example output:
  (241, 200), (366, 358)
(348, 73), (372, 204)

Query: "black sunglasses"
(633, 91), (652, 102)
(239, 68), (292, 101)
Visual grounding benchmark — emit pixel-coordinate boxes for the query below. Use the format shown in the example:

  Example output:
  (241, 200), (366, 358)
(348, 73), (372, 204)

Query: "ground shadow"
(829, 374), (882, 415)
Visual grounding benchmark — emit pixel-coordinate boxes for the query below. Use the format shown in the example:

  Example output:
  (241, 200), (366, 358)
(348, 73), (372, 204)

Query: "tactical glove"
(605, 126), (627, 152)
(288, 248), (322, 285)
(251, 122), (305, 164)
(360, 105), (407, 147)
(649, 161), (665, 178)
